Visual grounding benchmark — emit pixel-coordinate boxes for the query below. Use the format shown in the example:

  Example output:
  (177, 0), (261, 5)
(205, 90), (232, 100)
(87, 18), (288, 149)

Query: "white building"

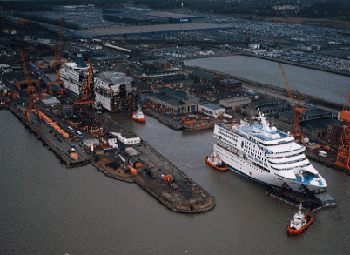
(198, 103), (225, 118)
(102, 136), (118, 148)
(110, 132), (140, 145)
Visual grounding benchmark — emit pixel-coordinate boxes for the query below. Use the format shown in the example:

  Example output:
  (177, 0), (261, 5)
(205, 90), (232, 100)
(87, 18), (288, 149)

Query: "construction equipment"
(74, 58), (94, 112)
(47, 18), (65, 96)
(279, 63), (306, 145)
(20, 50), (39, 121)
(334, 92), (350, 170)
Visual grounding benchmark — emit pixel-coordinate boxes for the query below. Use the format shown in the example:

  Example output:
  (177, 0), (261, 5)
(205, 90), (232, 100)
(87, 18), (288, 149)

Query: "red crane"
(334, 93), (350, 170)
(47, 18), (65, 96)
(279, 63), (306, 145)
(74, 58), (94, 111)
(20, 50), (38, 121)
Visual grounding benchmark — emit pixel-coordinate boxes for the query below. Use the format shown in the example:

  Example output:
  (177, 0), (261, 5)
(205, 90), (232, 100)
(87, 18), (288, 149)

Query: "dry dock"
(1, 103), (215, 213)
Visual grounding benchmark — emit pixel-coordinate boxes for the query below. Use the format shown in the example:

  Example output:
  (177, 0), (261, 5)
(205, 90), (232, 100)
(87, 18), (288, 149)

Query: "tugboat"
(205, 151), (228, 171)
(129, 106), (146, 123)
(287, 202), (313, 235)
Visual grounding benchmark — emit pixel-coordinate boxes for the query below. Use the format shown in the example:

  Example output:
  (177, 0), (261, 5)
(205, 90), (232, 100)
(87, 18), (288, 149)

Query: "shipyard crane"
(20, 50), (39, 121)
(279, 63), (306, 145)
(334, 93), (350, 171)
(74, 58), (94, 112)
(47, 18), (65, 96)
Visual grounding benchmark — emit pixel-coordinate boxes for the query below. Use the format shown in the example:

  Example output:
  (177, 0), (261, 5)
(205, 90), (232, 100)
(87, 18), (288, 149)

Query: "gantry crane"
(334, 93), (350, 170)
(74, 58), (94, 112)
(47, 18), (65, 96)
(20, 50), (39, 121)
(279, 63), (306, 145)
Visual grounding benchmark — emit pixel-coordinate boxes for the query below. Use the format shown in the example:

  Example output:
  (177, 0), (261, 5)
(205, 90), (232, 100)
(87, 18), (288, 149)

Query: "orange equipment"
(20, 50), (39, 121)
(74, 57), (94, 112)
(334, 93), (350, 170)
(162, 175), (173, 182)
(47, 18), (65, 96)
(126, 165), (138, 175)
(279, 63), (306, 145)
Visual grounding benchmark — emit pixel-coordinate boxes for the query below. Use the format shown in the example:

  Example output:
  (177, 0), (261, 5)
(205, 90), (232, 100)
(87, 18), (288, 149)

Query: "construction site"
(0, 10), (350, 215)
(0, 28), (216, 212)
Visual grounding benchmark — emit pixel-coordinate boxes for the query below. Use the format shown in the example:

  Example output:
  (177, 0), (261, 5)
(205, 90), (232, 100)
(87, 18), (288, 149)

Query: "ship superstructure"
(212, 112), (327, 193)
(60, 54), (90, 97)
(93, 71), (137, 112)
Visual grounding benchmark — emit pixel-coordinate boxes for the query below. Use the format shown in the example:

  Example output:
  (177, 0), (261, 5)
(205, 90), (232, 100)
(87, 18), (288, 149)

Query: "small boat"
(130, 107), (146, 123)
(287, 202), (313, 235)
(205, 152), (228, 171)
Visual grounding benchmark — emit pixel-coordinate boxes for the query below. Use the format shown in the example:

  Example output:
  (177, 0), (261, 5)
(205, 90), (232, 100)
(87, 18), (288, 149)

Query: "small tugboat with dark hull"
(205, 151), (228, 171)
(287, 202), (313, 235)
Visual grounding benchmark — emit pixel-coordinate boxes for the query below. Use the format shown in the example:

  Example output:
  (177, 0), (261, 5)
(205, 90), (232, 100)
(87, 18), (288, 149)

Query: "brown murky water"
(1, 110), (349, 255)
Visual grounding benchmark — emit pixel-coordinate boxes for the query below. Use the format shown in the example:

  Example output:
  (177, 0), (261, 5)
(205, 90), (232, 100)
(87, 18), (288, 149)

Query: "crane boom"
(20, 50), (38, 121)
(279, 63), (294, 104)
(20, 50), (32, 91)
(279, 63), (306, 145)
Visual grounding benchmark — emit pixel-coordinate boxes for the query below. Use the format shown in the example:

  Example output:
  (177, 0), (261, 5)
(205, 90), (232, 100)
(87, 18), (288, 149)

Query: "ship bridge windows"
(270, 151), (304, 159)
(271, 163), (311, 171)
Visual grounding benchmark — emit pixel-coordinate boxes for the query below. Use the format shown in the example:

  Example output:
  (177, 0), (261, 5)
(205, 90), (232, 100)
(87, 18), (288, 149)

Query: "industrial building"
(76, 23), (235, 39)
(278, 108), (342, 144)
(216, 79), (242, 91)
(145, 11), (205, 23)
(246, 99), (289, 117)
(144, 87), (199, 113)
(219, 97), (251, 111)
(190, 70), (219, 84)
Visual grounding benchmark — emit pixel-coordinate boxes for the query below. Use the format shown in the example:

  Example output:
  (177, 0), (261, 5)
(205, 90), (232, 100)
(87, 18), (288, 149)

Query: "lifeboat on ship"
(205, 152), (228, 171)
(287, 202), (313, 235)
(129, 108), (146, 123)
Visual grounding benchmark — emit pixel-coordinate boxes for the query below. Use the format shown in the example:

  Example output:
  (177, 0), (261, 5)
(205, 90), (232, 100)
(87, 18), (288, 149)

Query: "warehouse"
(145, 88), (199, 113)
(145, 11), (205, 23)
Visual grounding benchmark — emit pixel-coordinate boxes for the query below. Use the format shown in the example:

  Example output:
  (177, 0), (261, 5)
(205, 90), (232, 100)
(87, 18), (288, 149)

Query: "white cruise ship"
(93, 71), (136, 112)
(60, 54), (90, 97)
(212, 112), (327, 193)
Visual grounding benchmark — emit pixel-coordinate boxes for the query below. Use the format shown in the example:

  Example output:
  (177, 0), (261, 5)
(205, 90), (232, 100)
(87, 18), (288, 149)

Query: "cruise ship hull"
(214, 142), (326, 193)
(61, 78), (80, 98)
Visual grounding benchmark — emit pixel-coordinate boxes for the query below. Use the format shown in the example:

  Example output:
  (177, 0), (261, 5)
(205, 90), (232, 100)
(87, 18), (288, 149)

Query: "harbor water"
(1, 110), (350, 255)
(185, 56), (350, 105)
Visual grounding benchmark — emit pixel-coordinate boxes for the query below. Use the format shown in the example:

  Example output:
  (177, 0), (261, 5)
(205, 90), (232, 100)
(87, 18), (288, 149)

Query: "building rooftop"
(219, 79), (242, 84)
(300, 117), (340, 130)
(201, 103), (224, 111)
(191, 70), (218, 81)
(96, 71), (133, 85)
(160, 87), (197, 101)
(259, 104), (288, 112)
(145, 11), (199, 19)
